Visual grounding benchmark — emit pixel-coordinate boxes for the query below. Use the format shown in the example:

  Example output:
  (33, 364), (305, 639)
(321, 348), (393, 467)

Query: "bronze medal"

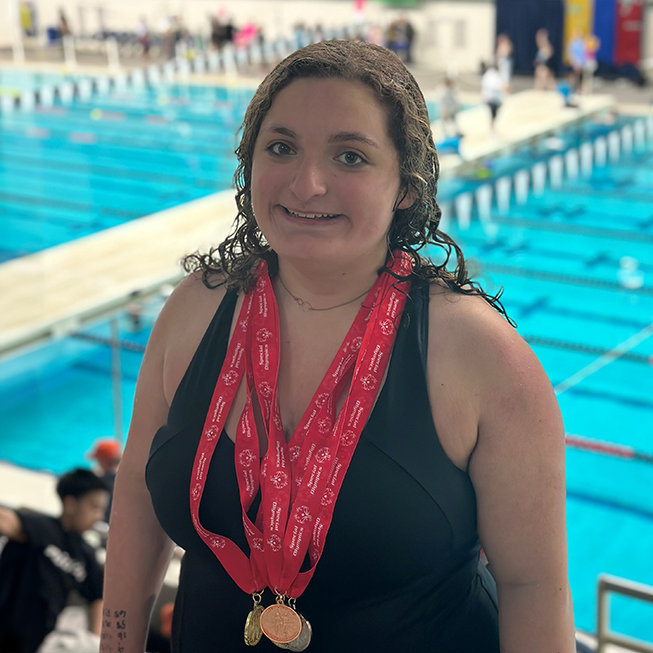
(244, 604), (264, 646)
(259, 603), (302, 644)
(277, 614), (312, 651)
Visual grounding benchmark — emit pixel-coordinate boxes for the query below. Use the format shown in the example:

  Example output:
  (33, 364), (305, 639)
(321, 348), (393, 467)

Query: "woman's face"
(251, 77), (408, 270)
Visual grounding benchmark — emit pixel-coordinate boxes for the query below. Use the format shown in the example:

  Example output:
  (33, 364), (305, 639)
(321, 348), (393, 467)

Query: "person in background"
(57, 7), (71, 37)
(583, 34), (600, 93)
(481, 61), (507, 135)
(567, 29), (586, 93)
(101, 40), (575, 652)
(0, 468), (108, 653)
(495, 33), (514, 90)
(557, 70), (580, 108)
(87, 438), (122, 523)
(126, 291), (144, 331)
(136, 16), (151, 60)
(534, 28), (556, 90)
(19, 2), (35, 37)
(439, 75), (461, 137)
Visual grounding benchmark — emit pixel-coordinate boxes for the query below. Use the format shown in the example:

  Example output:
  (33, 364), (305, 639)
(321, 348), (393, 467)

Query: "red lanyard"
(190, 252), (412, 597)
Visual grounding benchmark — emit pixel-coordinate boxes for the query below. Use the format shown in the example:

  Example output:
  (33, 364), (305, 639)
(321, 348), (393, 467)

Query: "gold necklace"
(277, 275), (371, 312)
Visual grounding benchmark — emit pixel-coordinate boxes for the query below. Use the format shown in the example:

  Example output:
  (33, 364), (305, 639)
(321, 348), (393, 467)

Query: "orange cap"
(87, 439), (122, 461)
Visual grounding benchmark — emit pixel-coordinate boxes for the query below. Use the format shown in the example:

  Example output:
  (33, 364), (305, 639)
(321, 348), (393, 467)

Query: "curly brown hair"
(184, 39), (511, 321)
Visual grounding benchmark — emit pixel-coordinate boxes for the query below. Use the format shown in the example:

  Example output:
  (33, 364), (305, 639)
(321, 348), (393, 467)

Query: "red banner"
(614, 0), (643, 65)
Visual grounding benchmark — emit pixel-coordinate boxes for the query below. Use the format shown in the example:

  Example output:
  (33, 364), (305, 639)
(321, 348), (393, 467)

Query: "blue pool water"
(1, 72), (652, 640)
(0, 74), (445, 261)
(438, 129), (653, 642)
(0, 81), (255, 260)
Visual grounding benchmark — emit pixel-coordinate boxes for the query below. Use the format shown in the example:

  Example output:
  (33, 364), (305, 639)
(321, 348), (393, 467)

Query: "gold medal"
(260, 600), (302, 644)
(244, 592), (264, 646)
(277, 614), (312, 651)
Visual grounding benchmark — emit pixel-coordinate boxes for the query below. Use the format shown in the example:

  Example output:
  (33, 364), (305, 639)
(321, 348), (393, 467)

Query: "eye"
(336, 151), (366, 166)
(267, 141), (294, 156)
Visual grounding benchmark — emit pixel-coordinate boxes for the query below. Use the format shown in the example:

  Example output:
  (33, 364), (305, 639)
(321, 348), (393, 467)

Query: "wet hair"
(56, 467), (109, 501)
(184, 39), (510, 320)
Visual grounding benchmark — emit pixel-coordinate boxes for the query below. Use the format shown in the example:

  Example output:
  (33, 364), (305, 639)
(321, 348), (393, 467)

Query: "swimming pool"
(0, 71), (446, 262)
(0, 69), (651, 640)
(438, 121), (653, 642)
(0, 71), (450, 263)
(0, 78), (255, 261)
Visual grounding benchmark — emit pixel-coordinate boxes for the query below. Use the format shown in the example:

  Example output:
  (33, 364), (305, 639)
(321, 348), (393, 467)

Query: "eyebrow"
(264, 125), (379, 149)
(329, 132), (379, 148)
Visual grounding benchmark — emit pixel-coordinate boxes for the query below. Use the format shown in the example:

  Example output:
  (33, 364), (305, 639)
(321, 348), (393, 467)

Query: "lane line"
(555, 322), (653, 395)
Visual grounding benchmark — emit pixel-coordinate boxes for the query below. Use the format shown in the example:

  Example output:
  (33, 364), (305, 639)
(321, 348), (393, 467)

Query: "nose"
(289, 156), (328, 202)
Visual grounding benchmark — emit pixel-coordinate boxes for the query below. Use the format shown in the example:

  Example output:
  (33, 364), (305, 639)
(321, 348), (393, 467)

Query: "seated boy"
(0, 468), (109, 653)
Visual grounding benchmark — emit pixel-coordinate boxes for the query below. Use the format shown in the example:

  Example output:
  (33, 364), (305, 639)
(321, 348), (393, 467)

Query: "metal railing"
(597, 574), (653, 653)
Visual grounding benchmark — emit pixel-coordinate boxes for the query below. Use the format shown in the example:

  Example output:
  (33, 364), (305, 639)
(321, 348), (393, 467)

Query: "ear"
(395, 185), (416, 211)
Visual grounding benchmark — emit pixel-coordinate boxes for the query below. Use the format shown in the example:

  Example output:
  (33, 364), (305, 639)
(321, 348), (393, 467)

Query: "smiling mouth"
(283, 206), (341, 220)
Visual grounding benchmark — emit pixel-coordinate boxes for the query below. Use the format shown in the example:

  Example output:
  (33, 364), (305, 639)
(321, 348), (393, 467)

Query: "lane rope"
(566, 433), (653, 464)
(554, 322), (653, 394)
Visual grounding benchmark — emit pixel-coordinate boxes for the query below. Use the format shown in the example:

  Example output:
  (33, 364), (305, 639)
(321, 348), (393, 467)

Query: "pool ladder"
(597, 575), (653, 652)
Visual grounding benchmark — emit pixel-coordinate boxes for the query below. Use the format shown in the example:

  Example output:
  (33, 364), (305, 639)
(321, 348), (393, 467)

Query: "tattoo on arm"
(100, 608), (128, 653)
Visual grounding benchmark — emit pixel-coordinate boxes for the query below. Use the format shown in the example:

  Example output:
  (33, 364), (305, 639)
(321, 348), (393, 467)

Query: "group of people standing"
(476, 27), (602, 137)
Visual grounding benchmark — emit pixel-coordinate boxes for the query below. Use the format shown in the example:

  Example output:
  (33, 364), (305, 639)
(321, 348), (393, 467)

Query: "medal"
(277, 613), (312, 651)
(259, 596), (302, 644)
(244, 592), (264, 646)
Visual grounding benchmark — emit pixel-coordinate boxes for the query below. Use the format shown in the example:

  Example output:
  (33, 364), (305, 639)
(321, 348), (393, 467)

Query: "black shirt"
(0, 511), (103, 653)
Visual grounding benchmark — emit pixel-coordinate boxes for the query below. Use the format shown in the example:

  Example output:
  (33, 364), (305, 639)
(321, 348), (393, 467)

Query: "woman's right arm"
(100, 275), (217, 653)
(100, 303), (176, 653)
(101, 274), (225, 652)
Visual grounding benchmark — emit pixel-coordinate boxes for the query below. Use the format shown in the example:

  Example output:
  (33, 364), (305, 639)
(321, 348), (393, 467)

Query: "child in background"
(0, 468), (108, 653)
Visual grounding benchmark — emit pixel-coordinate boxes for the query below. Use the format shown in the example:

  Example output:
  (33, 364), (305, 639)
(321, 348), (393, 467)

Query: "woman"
(534, 28), (556, 90)
(101, 40), (575, 652)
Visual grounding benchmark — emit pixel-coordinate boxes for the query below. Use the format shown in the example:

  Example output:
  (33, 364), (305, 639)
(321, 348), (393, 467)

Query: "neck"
(59, 514), (74, 532)
(275, 253), (386, 312)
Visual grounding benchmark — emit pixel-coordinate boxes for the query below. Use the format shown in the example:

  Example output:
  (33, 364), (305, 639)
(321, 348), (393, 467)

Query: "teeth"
(286, 208), (338, 219)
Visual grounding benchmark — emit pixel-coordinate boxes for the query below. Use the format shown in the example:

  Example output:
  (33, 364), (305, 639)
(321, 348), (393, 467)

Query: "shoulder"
(426, 282), (557, 430)
(158, 272), (228, 331)
(150, 272), (229, 358)
(14, 511), (60, 546)
(152, 272), (232, 405)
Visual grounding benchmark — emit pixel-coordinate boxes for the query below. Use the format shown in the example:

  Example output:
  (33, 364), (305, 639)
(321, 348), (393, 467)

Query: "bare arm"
(468, 308), (575, 652)
(0, 506), (27, 542)
(100, 329), (176, 653)
(427, 291), (575, 652)
(101, 275), (225, 653)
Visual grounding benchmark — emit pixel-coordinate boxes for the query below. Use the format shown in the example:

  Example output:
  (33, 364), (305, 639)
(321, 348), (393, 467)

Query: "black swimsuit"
(146, 279), (499, 652)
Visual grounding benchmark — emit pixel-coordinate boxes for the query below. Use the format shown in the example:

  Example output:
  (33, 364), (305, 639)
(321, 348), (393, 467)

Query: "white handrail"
(597, 574), (653, 653)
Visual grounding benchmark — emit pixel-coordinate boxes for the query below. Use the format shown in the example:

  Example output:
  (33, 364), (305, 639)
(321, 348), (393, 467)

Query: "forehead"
(260, 77), (391, 136)
(78, 489), (109, 507)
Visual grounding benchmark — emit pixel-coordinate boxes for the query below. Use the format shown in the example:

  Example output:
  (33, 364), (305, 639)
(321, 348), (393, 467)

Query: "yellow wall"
(563, 0), (594, 62)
